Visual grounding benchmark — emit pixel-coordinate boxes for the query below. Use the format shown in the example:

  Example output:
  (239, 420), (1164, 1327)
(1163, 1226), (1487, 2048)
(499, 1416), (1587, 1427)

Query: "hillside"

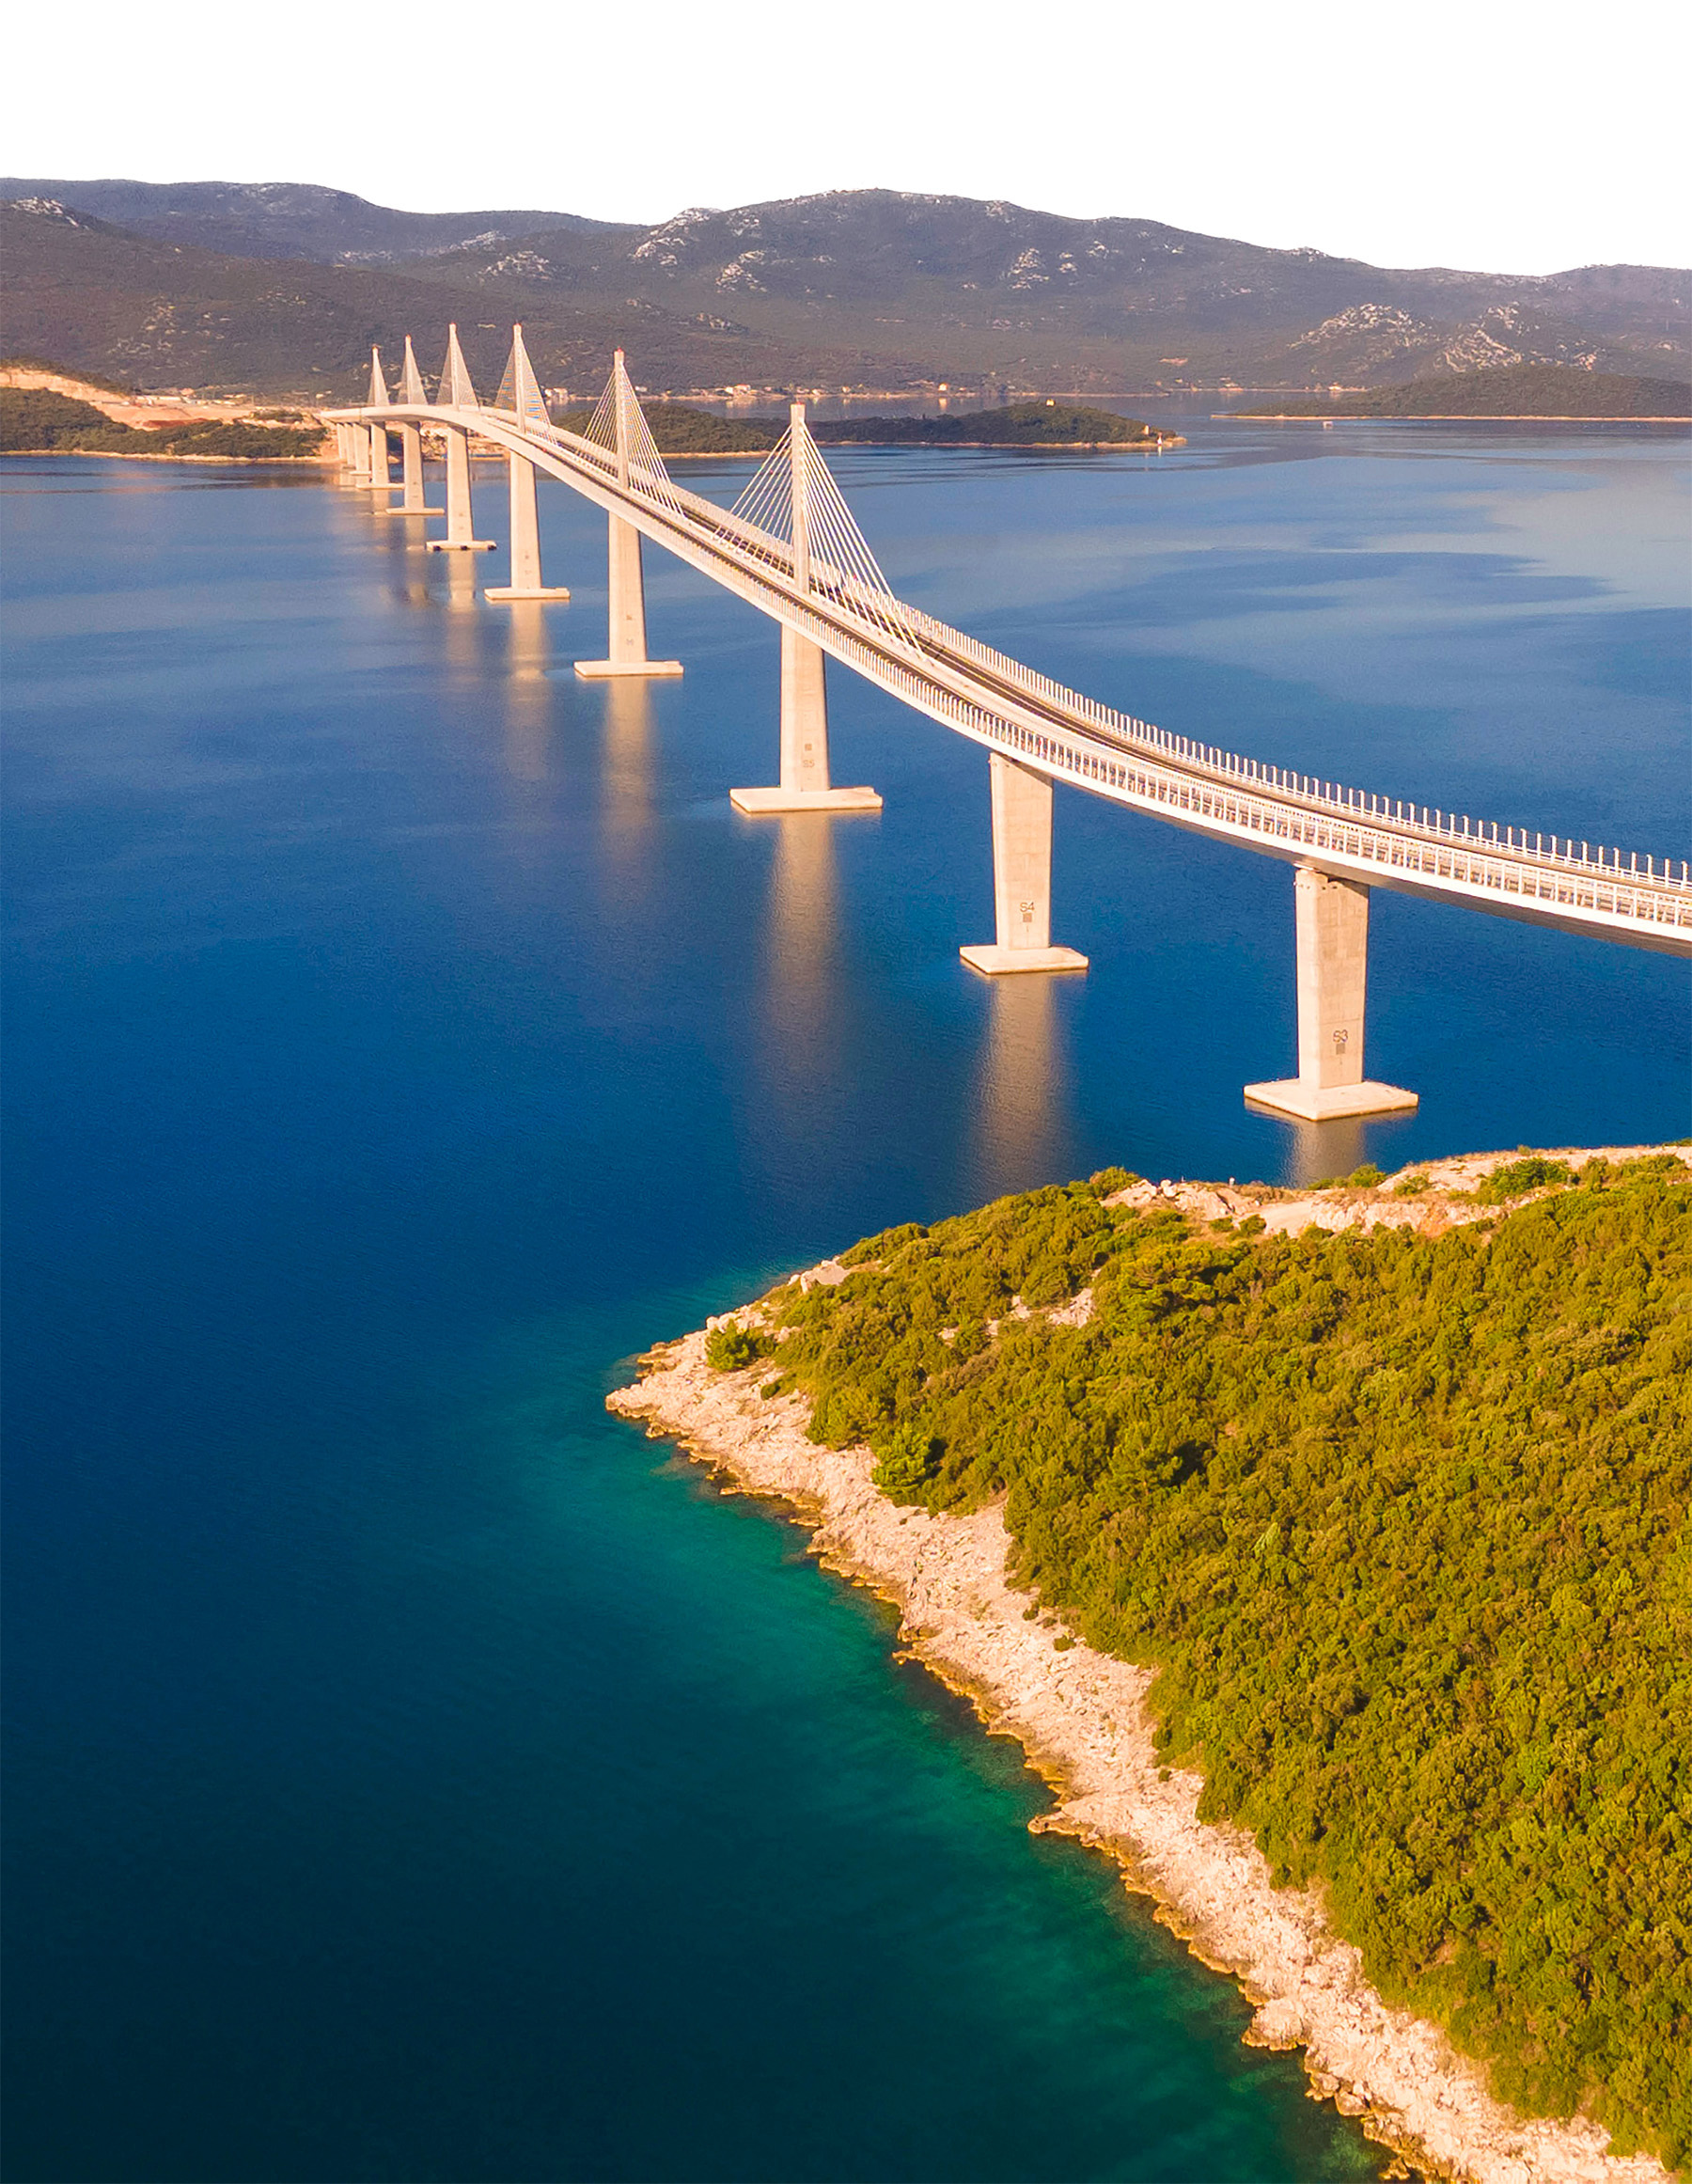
(1230, 364), (1692, 418)
(5, 184), (1687, 398)
(0, 199), (815, 400)
(0, 179), (628, 263)
(687, 1150), (1692, 2166)
(0, 385), (321, 459)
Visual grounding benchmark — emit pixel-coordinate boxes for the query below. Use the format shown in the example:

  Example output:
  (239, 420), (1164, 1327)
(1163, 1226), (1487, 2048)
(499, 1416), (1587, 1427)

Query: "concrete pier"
(1244, 864), (1418, 1119)
(731, 624), (880, 811)
(344, 422), (372, 486)
(425, 426), (495, 552)
(961, 753), (1089, 974)
(485, 450), (571, 601)
(380, 421), (441, 517)
(574, 514), (681, 677)
(368, 421), (395, 492)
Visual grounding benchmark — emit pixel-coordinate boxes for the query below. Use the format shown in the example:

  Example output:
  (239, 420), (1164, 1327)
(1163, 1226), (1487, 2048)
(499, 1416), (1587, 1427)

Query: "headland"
(611, 1144), (1690, 2184)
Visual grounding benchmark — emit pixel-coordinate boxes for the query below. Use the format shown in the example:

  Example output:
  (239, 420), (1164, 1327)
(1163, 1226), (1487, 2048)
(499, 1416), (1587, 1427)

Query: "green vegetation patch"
(744, 1158), (1692, 2161)
(1230, 365), (1691, 420)
(808, 401), (1157, 446)
(0, 387), (321, 459)
(554, 401), (778, 454)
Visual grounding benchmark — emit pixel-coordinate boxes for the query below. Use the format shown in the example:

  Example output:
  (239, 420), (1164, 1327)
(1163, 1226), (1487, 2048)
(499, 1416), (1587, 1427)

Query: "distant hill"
(0, 198), (809, 399)
(1229, 365), (1692, 418)
(4, 183), (1688, 398)
(0, 179), (626, 263)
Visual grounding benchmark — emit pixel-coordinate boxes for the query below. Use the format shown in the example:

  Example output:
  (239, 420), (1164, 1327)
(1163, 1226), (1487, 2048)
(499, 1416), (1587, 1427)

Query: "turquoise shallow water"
(2, 423), (1685, 2183)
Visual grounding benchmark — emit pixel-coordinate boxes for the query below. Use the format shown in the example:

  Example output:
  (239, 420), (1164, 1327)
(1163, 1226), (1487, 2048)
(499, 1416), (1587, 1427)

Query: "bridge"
(326, 326), (1690, 1123)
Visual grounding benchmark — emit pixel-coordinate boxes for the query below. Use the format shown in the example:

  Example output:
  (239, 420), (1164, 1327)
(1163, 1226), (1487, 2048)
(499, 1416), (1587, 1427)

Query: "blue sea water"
(2, 423), (1686, 2184)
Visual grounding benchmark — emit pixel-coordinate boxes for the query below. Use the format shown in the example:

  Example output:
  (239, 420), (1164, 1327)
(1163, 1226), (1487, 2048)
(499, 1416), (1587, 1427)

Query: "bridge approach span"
(328, 336), (1688, 1122)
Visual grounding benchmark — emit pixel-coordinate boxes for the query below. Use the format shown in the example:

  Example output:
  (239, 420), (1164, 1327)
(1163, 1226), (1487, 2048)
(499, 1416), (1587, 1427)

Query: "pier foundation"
(380, 421), (441, 516)
(961, 753), (1088, 974)
(485, 450), (571, 601)
(343, 422), (371, 487)
(368, 421), (397, 493)
(1245, 864), (1418, 1120)
(731, 625), (880, 812)
(574, 514), (681, 676)
(425, 426), (494, 551)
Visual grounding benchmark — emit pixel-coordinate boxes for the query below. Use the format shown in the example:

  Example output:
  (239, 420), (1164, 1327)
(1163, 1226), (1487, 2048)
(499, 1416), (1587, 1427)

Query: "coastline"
(608, 1144), (1684, 2184)
(1217, 414), (1691, 425)
(1, 446), (331, 465)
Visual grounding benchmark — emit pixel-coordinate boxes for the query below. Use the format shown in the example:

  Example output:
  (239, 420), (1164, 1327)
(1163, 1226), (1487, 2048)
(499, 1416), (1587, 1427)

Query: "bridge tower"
(365, 347), (399, 495)
(960, 754), (1089, 975)
(730, 405), (881, 812)
(426, 325), (495, 553)
(574, 352), (681, 677)
(1245, 865), (1418, 1119)
(382, 337), (441, 518)
(486, 326), (571, 601)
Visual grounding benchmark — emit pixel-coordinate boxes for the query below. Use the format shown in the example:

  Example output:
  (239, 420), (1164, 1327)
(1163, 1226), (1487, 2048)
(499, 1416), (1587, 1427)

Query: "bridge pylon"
(961, 752), (1089, 975)
(424, 327), (494, 550)
(366, 345), (401, 495)
(486, 326), (571, 599)
(574, 351), (682, 677)
(378, 337), (443, 517)
(732, 403), (881, 813)
(1245, 864), (1418, 1120)
(400, 336), (429, 408)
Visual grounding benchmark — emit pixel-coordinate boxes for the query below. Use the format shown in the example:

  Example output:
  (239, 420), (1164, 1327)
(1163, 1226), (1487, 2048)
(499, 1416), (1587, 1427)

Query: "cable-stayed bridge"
(326, 327), (1689, 1123)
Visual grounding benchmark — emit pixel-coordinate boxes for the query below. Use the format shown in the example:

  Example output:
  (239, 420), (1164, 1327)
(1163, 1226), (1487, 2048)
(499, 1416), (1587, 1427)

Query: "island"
(1226, 364), (1691, 422)
(611, 1144), (1689, 2182)
(554, 398), (1182, 455)
(807, 401), (1182, 448)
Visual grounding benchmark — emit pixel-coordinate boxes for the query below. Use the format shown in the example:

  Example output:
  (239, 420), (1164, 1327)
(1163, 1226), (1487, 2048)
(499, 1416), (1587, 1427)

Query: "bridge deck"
(336, 401), (1691, 955)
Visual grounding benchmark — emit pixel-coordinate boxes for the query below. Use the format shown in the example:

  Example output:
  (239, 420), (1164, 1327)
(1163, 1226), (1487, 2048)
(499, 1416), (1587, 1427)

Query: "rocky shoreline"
(608, 1146), (1684, 2184)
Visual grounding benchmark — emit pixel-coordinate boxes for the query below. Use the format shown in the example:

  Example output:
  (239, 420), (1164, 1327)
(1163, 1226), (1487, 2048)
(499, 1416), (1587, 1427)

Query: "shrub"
(704, 1322), (776, 1371)
(1474, 1155), (1573, 1204)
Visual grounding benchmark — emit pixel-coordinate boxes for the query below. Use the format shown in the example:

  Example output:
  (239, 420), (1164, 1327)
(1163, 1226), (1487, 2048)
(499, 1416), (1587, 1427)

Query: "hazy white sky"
(8, 0), (1687, 273)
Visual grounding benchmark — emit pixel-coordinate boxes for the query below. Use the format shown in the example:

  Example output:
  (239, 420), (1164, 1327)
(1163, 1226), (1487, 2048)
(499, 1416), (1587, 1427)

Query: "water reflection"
(974, 973), (1068, 1199)
(764, 816), (841, 1079)
(441, 556), (480, 675)
(503, 604), (551, 783)
(1269, 1112), (1394, 1187)
(600, 678), (655, 850)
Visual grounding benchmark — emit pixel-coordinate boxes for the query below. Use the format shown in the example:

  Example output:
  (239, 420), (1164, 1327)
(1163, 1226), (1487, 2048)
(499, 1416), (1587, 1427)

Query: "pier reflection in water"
(972, 969), (1072, 1202)
(502, 602), (553, 785)
(599, 677), (657, 850)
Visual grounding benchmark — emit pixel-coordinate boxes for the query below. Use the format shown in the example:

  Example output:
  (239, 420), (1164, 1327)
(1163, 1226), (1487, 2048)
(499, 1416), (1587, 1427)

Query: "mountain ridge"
(4, 182), (1685, 397)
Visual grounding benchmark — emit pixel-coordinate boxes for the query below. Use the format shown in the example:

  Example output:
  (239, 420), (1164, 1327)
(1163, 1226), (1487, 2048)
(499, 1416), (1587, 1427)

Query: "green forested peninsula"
(807, 401), (1164, 446)
(549, 398), (1167, 455)
(726, 1156), (1691, 2163)
(0, 386), (321, 459)
(1230, 365), (1691, 420)
(553, 401), (779, 454)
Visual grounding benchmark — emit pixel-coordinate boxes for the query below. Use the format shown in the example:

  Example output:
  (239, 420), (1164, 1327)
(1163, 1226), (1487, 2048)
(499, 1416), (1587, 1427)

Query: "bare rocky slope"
(4, 184), (1685, 397)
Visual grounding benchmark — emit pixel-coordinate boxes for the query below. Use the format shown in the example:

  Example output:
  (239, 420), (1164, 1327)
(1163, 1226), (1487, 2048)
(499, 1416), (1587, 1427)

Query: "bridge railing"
(439, 403), (1690, 903)
(893, 610), (1689, 890)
